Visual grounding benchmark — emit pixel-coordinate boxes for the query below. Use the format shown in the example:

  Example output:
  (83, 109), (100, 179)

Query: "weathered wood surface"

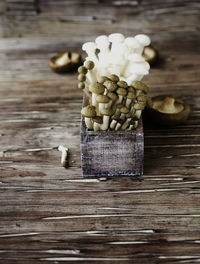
(0, 0), (200, 263)
(81, 97), (143, 177)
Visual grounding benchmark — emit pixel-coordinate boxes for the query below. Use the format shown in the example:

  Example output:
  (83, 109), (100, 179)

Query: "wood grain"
(0, 0), (200, 263)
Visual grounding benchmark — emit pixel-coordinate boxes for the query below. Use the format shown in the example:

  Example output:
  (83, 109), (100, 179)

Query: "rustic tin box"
(80, 96), (144, 178)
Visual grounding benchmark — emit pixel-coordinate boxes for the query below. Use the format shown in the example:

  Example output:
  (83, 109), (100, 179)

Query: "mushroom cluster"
(80, 33), (151, 85)
(78, 33), (151, 131)
(80, 72), (150, 131)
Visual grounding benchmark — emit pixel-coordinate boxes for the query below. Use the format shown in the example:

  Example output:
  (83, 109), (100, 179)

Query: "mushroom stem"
(100, 116), (110, 130)
(85, 117), (93, 129)
(110, 119), (118, 130)
(58, 145), (68, 168)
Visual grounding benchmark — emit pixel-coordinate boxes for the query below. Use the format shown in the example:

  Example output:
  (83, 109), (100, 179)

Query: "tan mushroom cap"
(133, 81), (149, 94)
(78, 66), (88, 74)
(116, 88), (127, 96)
(107, 92), (118, 101)
(92, 116), (103, 124)
(153, 96), (184, 114)
(78, 82), (85, 90)
(84, 60), (95, 70)
(117, 80), (128, 88)
(109, 74), (119, 82)
(101, 108), (114, 116)
(96, 94), (110, 104)
(116, 103), (124, 109)
(89, 82), (105, 94)
(127, 92), (135, 100)
(81, 105), (96, 118)
(104, 80), (118, 92)
(134, 103), (145, 110)
(98, 76), (110, 83)
(137, 95), (146, 102)
(128, 86), (135, 92)
(120, 106), (129, 114)
(78, 73), (86, 82)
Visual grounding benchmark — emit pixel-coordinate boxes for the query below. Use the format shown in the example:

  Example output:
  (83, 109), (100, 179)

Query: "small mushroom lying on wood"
(58, 145), (69, 168)
(49, 52), (82, 73)
(145, 95), (190, 126)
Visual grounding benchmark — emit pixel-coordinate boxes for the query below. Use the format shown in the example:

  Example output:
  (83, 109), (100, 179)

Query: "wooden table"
(0, 0), (200, 263)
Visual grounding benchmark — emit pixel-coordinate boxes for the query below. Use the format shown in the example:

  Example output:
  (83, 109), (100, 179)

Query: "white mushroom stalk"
(58, 145), (69, 168)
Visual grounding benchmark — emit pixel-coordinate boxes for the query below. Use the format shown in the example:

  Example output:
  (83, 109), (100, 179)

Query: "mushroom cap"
(95, 35), (109, 48)
(96, 94), (110, 103)
(78, 66), (88, 74)
(116, 103), (124, 109)
(116, 88), (127, 96)
(135, 34), (151, 46)
(78, 82), (85, 90)
(117, 80), (128, 89)
(104, 80), (118, 92)
(109, 74), (119, 82)
(109, 33), (125, 43)
(128, 86), (135, 92)
(84, 60), (95, 70)
(81, 105), (96, 118)
(120, 106), (129, 114)
(127, 92), (135, 100)
(101, 108), (114, 116)
(153, 97), (183, 114)
(49, 52), (82, 73)
(134, 103), (145, 110)
(98, 76), (110, 84)
(144, 95), (190, 126)
(89, 82), (105, 94)
(107, 92), (118, 101)
(82, 42), (97, 52)
(92, 116), (103, 124)
(143, 46), (158, 65)
(133, 81), (149, 94)
(78, 73), (86, 82)
(137, 95), (147, 102)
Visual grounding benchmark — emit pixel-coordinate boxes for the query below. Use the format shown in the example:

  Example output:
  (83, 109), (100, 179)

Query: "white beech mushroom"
(81, 105), (96, 129)
(100, 108), (114, 130)
(134, 34), (151, 54)
(82, 42), (98, 64)
(89, 82), (105, 107)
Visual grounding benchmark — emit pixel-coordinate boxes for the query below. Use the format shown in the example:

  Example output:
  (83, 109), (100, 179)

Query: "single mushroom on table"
(49, 52), (82, 73)
(145, 95), (190, 126)
(81, 105), (96, 129)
